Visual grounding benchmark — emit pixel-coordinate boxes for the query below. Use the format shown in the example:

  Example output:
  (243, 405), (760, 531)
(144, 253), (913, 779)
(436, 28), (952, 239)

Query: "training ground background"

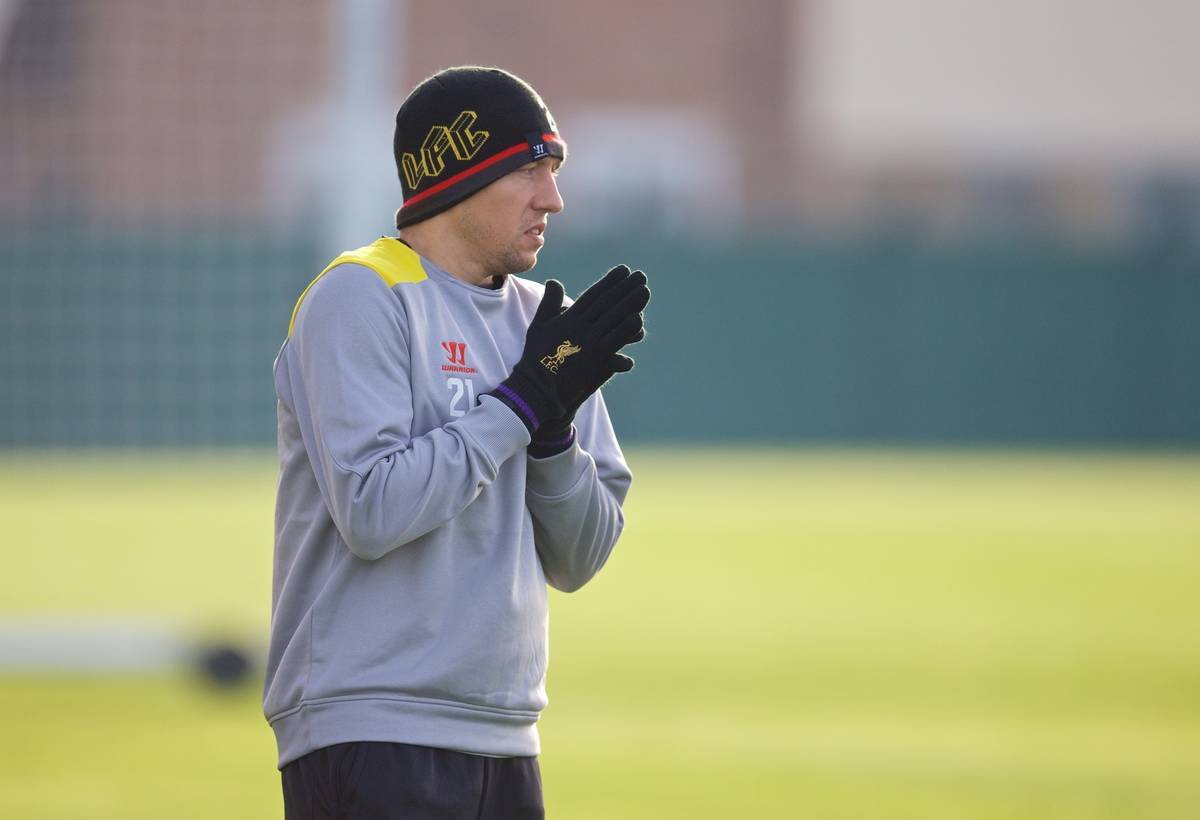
(1, 448), (1197, 819)
(4, 3), (1200, 816)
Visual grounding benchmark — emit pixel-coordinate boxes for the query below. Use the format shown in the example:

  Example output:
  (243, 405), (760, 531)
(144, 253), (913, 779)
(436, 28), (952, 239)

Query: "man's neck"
(399, 229), (494, 288)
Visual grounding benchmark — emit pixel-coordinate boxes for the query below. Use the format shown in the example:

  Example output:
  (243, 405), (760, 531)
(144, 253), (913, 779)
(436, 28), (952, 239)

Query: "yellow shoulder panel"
(288, 238), (427, 337)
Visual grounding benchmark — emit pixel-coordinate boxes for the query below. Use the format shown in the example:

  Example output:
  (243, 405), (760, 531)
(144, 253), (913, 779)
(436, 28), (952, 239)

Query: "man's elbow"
(540, 516), (624, 592)
(343, 530), (396, 561)
(545, 567), (596, 594)
(341, 508), (402, 561)
(543, 548), (613, 593)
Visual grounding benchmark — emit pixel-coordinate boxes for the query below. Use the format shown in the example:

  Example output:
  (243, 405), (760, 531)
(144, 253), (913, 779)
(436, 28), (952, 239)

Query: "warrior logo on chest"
(440, 341), (477, 374)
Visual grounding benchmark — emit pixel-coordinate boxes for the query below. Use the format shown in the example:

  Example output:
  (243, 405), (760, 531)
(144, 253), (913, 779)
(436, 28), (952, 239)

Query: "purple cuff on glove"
(528, 424), (576, 459)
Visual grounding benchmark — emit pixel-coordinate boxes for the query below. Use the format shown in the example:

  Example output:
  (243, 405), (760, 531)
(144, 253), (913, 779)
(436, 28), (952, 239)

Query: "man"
(263, 66), (649, 819)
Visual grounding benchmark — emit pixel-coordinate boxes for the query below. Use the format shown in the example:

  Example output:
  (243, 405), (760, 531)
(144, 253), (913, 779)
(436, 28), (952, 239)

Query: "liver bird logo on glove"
(541, 341), (582, 374)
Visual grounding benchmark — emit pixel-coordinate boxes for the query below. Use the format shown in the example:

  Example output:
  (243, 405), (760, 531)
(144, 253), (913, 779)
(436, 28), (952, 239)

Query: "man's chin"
(500, 250), (539, 276)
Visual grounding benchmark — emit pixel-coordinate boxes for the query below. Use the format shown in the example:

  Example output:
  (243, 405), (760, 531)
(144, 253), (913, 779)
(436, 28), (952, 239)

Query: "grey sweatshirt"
(263, 237), (631, 768)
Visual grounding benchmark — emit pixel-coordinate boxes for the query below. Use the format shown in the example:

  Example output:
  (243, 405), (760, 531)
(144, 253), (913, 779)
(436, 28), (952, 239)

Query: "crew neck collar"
(416, 251), (509, 299)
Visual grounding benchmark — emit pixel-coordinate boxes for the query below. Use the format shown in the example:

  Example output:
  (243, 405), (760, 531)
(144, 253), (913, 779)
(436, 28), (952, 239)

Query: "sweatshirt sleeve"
(287, 264), (531, 561)
(524, 390), (632, 592)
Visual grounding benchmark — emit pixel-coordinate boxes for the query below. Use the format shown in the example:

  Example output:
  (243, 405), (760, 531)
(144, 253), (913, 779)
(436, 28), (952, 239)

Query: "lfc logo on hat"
(400, 111), (490, 190)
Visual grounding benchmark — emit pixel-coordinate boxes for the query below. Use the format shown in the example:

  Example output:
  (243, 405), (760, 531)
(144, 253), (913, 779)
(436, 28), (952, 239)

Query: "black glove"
(527, 350), (639, 457)
(528, 280), (647, 457)
(491, 265), (649, 435)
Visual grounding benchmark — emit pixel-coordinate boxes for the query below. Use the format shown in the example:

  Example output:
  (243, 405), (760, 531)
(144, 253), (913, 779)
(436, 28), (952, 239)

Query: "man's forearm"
(525, 444), (630, 592)
(308, 396), (529, 561)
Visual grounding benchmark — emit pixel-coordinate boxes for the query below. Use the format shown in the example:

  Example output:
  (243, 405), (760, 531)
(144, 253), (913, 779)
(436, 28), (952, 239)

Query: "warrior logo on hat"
(401, 111), (490, 190)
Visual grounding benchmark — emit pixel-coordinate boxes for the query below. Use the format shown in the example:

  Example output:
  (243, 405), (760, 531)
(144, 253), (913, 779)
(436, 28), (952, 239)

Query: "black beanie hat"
(393, 66), (566, 228)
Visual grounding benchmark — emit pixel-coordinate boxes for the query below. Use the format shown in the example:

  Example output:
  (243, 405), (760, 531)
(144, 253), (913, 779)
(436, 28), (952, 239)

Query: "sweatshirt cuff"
(464, 395), (533, 467)
(525, 440), (593, 500)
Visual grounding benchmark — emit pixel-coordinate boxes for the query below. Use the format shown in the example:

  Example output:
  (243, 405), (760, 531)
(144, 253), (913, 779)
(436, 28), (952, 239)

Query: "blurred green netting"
(4, 230), (1200, 446)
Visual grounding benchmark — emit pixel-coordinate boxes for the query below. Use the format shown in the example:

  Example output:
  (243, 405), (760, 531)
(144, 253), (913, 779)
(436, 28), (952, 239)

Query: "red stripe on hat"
(402, 134), (563, 210)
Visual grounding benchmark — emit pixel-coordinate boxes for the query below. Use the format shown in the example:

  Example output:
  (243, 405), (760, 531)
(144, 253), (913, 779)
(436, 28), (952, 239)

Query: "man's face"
(450, 158), (564, 279)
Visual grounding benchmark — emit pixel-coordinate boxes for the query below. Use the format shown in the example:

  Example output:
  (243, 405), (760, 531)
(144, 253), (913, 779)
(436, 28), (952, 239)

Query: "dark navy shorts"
(281, 742), (544, 820)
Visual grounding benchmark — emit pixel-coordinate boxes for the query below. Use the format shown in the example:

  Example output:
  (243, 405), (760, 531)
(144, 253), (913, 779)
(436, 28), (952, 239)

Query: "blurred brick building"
(0, 0), (804, 236)
(2, 0), (1198, 243)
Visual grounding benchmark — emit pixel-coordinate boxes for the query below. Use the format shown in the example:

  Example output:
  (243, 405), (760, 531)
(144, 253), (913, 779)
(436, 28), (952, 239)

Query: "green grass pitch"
(0, 448), (1197, 819)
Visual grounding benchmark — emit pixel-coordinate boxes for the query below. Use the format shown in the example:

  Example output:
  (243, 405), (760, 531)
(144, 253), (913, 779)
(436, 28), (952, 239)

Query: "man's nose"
(534, 169), (564, 214)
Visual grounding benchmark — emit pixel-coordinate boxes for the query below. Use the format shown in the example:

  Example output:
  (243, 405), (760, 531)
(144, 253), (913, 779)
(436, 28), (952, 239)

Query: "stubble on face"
(454, 200), (537, 281)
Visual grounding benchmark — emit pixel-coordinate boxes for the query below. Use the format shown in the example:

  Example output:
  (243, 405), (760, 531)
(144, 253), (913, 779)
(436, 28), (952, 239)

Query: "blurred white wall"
(553, 106), (742, 237)
(804, 0), (1200, 167)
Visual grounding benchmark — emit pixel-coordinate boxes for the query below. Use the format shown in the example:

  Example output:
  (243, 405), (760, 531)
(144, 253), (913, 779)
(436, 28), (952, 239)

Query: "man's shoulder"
(288, 238), (431, 338)
(324, 238), (428, 289)
(290, 263), (413, 342)
(308, 260), (400, 301)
